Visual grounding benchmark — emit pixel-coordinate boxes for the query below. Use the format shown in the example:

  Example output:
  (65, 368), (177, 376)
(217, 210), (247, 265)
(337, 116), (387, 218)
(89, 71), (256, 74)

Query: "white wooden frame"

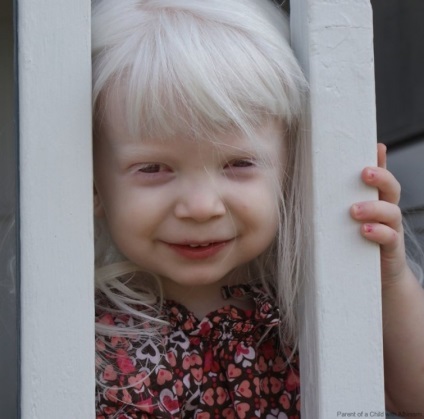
(292, 0), (385, 417)
(18, 0), (384, 417)
(18, 1), (94, 417)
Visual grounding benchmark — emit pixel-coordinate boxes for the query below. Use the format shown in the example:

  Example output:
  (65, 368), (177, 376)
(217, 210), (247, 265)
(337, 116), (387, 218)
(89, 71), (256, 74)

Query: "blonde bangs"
(92, 0), (305, 140)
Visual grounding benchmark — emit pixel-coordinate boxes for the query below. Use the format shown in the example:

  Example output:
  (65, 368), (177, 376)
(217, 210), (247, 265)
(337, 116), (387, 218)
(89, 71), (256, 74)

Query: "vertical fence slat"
(291, 1), (385, 417)
(18, 1), (94, 417)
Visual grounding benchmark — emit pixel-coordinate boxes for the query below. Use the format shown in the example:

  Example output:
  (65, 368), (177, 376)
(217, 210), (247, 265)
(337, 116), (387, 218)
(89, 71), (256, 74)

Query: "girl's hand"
(353, 145), (424, 414)
(350, 143), (409, 289)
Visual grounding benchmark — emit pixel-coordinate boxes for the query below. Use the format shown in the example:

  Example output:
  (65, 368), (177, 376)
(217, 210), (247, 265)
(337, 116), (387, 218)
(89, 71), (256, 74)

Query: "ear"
(93, 183), (105, 218)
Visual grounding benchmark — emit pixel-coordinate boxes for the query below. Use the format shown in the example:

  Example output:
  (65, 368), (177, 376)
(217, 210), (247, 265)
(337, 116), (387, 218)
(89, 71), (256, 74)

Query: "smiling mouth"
(186, 243), (214, 248)
(166, 240), (232, 259)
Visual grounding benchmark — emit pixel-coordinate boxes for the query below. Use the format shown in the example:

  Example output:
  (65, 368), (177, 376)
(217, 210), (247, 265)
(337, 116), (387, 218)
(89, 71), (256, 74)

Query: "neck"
(160, 271), (254, 318)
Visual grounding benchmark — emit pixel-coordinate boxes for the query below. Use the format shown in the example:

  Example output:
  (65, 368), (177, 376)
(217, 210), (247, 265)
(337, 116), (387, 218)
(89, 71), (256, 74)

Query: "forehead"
(95, 83), (286, 158)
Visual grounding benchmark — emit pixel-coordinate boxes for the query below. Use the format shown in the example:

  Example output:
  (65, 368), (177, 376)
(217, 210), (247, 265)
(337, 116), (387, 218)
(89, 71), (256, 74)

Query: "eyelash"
(224, 159), (255, 169)
(137, 163), (169, 174)
(136, 159), (255, 171)
(133, 158), (256, 182)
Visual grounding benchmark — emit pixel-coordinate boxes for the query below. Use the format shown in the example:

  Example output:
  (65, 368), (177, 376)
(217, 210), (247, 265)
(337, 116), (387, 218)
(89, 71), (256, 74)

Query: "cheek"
(256, 185), (280, 241)
(102, 206), (154, 266)
(235, 181), (280, 232)
(102, 185), (176, 247)
(105, 197), (151, 233)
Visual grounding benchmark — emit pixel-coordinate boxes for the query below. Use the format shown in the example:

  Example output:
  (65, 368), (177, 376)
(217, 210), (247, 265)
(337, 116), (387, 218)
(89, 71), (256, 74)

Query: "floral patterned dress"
(96, 285), (300, 418)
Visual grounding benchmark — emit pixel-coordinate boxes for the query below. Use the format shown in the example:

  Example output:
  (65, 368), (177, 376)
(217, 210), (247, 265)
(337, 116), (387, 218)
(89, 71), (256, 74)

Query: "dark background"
(372, 0), (424, 252)
(372, 0), (424, 148)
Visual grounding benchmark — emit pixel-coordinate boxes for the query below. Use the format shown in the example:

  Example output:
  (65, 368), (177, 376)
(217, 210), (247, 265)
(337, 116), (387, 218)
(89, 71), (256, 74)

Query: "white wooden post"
(16, 0), (385, 417)
(18, 1), (94, 417)
(291, 1), (386, 417)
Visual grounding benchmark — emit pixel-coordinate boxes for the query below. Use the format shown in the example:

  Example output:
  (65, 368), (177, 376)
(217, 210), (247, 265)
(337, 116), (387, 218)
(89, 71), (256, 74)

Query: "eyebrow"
(107, 132), (274, 162)
(112, 143), (174, 162)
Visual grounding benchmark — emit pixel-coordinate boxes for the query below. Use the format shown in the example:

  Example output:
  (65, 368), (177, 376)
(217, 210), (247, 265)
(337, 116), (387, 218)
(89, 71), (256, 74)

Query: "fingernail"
(367, 169), (376, 181)
(352, 204), (362, 215)
(364, 224), (373, 233)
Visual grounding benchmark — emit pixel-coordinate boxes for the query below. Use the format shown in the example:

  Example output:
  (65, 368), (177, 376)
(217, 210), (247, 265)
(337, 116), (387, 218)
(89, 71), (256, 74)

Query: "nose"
(174, 178), (226, 222)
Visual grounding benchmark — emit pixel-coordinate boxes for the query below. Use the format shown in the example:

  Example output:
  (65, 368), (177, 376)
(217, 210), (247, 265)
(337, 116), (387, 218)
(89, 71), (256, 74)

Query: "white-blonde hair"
(92, 0), (310, 350)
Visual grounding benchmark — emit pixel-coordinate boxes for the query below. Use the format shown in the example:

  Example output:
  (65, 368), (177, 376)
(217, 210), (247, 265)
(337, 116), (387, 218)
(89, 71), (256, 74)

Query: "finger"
(377, 143), (387, 169)
(360, 223), (401, 253)
(351, 201), (403, 231)
(361, 166), (401, 204)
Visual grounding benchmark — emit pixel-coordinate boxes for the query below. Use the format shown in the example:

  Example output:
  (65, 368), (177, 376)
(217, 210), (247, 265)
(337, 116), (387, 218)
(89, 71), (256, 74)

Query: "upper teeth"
(188, 243), (210, 247)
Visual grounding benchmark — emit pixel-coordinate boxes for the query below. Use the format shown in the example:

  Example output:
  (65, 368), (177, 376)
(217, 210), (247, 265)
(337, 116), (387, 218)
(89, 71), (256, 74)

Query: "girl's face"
(94, 93), (285, 291)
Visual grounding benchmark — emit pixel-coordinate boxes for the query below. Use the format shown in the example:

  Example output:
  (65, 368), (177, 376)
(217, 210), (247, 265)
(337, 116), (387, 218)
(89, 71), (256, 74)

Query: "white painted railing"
(292, 0), (385, 417)
(18, 0), (384, 418)
(18, 1), (94, 417)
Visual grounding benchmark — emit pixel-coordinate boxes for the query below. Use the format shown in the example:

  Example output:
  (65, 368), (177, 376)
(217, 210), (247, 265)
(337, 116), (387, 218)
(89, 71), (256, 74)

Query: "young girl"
(92, 0), (424, 417)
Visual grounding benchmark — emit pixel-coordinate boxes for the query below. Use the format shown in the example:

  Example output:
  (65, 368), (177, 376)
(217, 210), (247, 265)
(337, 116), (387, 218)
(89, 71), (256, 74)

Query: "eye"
(132, 162), (173, 184)
(137, 163), (167, 173)
(225, 159), (255, 169)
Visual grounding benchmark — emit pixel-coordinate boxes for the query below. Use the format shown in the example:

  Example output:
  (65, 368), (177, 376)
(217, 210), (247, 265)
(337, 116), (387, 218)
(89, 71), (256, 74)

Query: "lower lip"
(166, 241), (231, 260)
